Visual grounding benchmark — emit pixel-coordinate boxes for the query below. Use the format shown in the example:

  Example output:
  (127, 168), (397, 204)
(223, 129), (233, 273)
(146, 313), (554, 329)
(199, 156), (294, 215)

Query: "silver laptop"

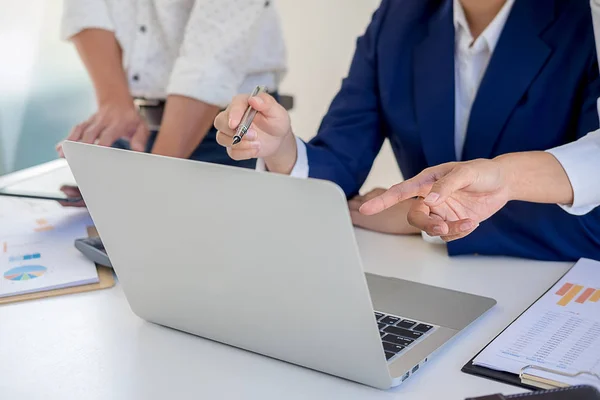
(63, 141), (496, 390)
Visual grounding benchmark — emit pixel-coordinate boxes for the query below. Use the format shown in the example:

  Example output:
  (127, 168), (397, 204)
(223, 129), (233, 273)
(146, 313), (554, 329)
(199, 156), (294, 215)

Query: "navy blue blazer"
(305, 0), (600, 261)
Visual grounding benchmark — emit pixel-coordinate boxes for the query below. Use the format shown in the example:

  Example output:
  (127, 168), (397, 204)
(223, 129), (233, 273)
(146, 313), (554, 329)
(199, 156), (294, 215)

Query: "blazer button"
(132, 74), (140, 81)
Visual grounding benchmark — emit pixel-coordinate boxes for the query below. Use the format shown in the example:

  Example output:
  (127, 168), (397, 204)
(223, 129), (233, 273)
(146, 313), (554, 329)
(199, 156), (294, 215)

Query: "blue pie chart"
(4, 265), (47, 281)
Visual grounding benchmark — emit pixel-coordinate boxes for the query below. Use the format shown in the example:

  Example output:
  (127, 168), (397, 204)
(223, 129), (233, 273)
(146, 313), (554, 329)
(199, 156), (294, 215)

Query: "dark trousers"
(113, 126), (256, 169)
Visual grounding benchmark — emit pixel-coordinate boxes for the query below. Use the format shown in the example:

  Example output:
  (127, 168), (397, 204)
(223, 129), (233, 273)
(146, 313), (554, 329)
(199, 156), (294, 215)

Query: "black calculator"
(74, 237), (112, 267)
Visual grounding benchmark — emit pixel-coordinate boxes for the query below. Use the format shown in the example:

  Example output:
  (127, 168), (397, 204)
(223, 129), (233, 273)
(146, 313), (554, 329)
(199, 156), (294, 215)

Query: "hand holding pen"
(214, 85), (294, 164)
(232, 85), (267, 145)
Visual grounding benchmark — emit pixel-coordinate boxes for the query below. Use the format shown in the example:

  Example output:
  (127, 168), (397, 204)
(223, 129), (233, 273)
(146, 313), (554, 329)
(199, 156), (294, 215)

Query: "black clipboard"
(462, 350), (541, 391)
(461, 263), (577, 391)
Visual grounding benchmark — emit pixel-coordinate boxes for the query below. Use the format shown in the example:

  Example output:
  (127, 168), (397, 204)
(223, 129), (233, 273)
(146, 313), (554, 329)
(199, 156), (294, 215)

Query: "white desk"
(0, 161), (572, 400)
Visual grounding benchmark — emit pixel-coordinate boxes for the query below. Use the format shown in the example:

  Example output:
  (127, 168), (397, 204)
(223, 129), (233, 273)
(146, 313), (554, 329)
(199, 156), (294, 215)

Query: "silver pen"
(232, 85), (268, 145)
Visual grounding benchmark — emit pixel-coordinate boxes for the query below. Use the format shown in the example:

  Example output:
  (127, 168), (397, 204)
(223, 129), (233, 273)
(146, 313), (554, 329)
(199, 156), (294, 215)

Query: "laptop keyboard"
(374, 312), (437, 362)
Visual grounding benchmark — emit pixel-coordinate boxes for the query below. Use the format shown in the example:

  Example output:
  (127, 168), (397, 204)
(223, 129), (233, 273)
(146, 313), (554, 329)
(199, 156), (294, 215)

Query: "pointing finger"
(424, 165), (476, 207)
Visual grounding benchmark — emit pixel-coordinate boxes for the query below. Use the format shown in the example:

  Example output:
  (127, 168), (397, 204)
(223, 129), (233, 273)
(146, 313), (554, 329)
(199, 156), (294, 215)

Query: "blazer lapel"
(413, 0), (457, 166)
(462, 0), (554, 160)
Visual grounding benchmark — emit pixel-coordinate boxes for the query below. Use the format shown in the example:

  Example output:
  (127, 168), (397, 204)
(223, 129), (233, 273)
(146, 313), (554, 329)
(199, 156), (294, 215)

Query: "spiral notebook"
(463, 258), (600, 391)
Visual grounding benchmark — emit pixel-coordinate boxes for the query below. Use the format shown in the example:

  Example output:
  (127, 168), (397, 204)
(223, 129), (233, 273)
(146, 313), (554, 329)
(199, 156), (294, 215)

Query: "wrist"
(494, 151), (570, 204)
(263, 130), (298, 174)
(494, 154), (520, 202)
(97, 91), (134, 110)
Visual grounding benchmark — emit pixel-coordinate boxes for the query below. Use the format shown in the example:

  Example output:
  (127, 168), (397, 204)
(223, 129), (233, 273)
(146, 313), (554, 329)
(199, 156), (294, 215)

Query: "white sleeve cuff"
(546, 130), (600, 215)
(421, 231), (446, 245)
(167, 59), (240, 109)
(255, 136), (309, 178)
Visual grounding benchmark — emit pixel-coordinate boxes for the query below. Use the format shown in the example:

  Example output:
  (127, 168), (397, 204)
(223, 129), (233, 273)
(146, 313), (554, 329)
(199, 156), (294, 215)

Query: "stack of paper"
(0, 197), (99, 298)
(473, 258), (600, 390)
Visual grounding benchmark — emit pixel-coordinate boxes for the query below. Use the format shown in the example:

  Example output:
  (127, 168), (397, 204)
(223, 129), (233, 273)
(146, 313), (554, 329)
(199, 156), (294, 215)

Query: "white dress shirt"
(545, 0), (600, 215)
(453, 0), (514, 160)
(547, 129), (600, 215)
(61, 0), (287, 109)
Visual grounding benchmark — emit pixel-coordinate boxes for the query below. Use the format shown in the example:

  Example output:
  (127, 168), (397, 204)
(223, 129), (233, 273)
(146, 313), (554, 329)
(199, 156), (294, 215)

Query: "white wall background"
(0, 0), (402, 191)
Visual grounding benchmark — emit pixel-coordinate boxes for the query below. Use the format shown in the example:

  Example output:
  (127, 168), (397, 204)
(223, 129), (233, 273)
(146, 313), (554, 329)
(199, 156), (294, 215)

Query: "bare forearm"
(497, 151), (574, 205)
(72, 28), (131, 106)
(151, 95), (220, 158)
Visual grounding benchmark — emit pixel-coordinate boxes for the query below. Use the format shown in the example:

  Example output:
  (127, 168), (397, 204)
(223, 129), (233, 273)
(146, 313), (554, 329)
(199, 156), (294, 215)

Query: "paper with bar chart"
(0, 196), (93, 239)
(473, 258), (600, 390)
(0, 203), (98, 298)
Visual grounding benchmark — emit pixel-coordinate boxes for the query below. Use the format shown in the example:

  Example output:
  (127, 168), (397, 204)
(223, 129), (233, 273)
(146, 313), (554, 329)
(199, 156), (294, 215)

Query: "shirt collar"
(453, 0), (515, 53)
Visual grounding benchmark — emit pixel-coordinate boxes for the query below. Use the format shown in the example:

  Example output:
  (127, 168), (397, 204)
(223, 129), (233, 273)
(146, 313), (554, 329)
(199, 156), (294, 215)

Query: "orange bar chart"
(556, 283), (574, 296)
(557, 284), (584, 306)
(576, 288), (596, 304)
(556, 282), (600, 306)
(33, 218), (54, 233)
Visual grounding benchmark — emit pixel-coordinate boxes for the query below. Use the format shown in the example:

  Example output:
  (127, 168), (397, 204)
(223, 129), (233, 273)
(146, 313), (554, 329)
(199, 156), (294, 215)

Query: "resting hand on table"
(56, 100), (150, 157)
(348, 188), (421, 235)
(359, 160), (510, 241)
(214, 93), (298, 174)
